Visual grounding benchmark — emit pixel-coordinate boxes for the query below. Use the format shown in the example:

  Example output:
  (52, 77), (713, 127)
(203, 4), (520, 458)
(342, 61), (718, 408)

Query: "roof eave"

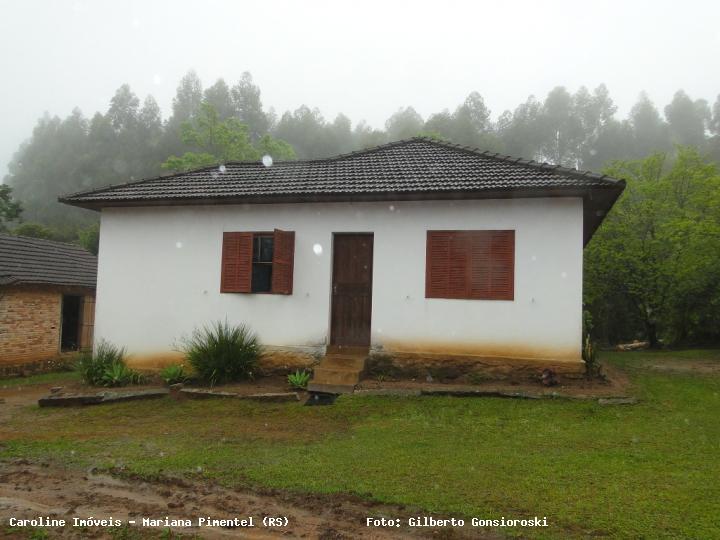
(60, 184), (623, 210)
(61, 182), (625, 245)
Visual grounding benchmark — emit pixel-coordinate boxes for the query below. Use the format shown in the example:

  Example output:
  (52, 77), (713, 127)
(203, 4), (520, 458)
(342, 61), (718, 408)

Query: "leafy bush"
(76, 340), (126, 386)
(287, 369), (311, 389)
(160, 364), (188, 385)
(182, 321), (261, 385)
(101, 361), (142, 387)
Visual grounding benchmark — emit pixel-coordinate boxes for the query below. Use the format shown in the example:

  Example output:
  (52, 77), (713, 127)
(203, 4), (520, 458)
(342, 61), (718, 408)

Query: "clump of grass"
(287, 369), (311, 389)
(160, 364), (189, 385)
(76, 340), (140, 387)
(182, 321), (261, 385)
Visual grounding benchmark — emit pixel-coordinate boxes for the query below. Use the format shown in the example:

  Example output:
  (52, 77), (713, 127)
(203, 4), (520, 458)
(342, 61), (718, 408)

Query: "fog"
(1, 0), (718, 176)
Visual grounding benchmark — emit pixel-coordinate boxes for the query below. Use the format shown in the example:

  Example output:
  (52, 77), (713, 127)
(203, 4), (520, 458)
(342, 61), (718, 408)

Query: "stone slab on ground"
(98, 389), (169, 403)
(179, 388), (238, 399)
(420, 388), (543, 399)
(355, 388), (422, 396)
(39, 394), (104, 407)
(38, 389), (168, 407)
(238, 392), (299, 402)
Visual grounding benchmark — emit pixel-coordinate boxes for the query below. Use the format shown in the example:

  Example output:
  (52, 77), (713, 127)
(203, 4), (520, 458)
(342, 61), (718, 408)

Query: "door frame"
(328, 232), (374, 348)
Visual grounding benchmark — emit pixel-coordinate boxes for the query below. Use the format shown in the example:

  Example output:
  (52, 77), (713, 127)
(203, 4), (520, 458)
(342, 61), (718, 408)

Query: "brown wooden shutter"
(271, 229), (295, 294)
(469, 232), (492, 299)
(449, 232), (470, 298)
(426, 231), (452, 298)
(489, 230), (514, 300)
(220, 232), (253, 293)
(427, 229), (514, 300)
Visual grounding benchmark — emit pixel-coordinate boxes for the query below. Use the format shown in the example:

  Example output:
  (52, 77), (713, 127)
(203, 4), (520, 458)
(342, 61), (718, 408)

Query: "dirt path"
(0, 462), (491, 539)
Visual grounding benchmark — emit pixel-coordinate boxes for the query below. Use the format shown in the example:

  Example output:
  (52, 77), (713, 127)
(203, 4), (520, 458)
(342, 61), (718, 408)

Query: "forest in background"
(0, 70), (719, 347)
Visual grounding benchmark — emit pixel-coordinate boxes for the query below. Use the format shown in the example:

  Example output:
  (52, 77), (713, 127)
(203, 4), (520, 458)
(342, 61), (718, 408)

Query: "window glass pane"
(258, 236), (274, 262)
(251, 263), (272, 292)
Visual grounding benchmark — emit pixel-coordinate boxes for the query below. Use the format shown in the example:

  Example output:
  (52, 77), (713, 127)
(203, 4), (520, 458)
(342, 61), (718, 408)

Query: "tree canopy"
(584, 147), (720, 346)
(161, 103), (294, 172)
(3, 71), (720, 346)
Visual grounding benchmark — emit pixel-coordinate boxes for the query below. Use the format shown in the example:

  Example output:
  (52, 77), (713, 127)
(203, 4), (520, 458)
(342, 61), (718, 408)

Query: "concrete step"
(321, 355), (367, 370)
(312, 366), (362, 386)
(326, 345), (369, 356)
(307, 382), (355, 394)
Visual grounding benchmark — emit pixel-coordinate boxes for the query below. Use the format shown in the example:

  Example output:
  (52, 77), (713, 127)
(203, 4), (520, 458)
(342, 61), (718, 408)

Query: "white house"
(61, 138), (624, 390)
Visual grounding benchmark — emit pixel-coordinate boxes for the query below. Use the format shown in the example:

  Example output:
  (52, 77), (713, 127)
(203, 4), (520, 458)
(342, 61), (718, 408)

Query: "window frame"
(425, 229), (515, 301)
(250, 232), (274, 294)
(220, 229), (295, 295)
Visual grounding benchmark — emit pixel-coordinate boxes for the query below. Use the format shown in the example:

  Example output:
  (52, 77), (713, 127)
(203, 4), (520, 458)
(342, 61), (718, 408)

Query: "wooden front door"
(330, 233), (374, 347)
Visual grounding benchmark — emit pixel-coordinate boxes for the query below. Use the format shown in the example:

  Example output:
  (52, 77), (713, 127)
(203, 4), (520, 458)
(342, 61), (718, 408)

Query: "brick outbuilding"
(0, 234), (97, 373)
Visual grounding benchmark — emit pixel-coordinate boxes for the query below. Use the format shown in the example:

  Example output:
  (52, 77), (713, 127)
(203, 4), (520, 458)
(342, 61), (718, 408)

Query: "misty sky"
(1, 0), (719, 176)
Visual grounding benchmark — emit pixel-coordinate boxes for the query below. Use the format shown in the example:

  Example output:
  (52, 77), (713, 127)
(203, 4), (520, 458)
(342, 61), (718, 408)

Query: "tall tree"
(538, 86), (583, 166)
(709, 94), (720, 162)
(385, 106), (424, 141)
(0, 184), (22, 232)
(664, 90), (711, 148)
(163, 103), (294, 171)
(497, 96), (544, 160)
(170, 70), (203, 125)
(204, 79), (235, 120)
(628, 93), (671, 157)
(231, 72), (269, 139)
(273, 105), (330, 158)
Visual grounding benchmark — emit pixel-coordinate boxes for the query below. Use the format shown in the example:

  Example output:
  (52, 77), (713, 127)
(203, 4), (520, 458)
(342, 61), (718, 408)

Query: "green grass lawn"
(0, 370), (79, 388)
(2, 350), (720, 539)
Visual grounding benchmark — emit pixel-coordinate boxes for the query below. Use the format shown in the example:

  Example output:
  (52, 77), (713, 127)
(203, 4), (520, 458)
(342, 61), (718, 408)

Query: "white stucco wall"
(95, 197), (584, 362)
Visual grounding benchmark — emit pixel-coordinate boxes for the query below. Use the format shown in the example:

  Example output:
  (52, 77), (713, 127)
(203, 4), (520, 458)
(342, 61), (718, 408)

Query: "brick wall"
(0, 286), (62, 365)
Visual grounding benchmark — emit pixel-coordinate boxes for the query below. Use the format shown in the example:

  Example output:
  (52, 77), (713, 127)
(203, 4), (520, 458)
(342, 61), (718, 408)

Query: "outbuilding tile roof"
(60, 137), (623, 206)
(0, 234), (97, 288)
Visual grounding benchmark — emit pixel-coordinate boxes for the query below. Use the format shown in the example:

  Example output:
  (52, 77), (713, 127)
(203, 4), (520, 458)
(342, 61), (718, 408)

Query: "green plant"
(287, 369), (311, 389)
(468, 371), (495, 385)
(182, 321), (261, 385)
(582, 333), (599, 377)
(101, 360), (142, 387)
(76, 339), (126, 386)
(160, 364), (189, 385)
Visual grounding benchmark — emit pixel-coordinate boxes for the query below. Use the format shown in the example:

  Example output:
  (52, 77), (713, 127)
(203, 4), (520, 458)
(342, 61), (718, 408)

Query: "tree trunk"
(646, 321), (660, 349)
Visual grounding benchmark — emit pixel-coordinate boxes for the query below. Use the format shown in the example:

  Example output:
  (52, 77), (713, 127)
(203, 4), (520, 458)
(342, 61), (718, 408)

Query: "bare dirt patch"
(0, 461), (491, 539)
(357, 362), (633, 399)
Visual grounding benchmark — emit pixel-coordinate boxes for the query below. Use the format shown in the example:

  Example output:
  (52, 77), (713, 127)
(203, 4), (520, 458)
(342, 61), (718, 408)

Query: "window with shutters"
(425, 230), (514, 300)
(220, 229), (295, 294)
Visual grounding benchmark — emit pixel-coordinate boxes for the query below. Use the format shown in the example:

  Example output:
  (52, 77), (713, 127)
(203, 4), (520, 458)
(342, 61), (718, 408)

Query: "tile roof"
(0, 234), (97, 288)
(59, 137), (625, 244)
(61, 137), (623, 205)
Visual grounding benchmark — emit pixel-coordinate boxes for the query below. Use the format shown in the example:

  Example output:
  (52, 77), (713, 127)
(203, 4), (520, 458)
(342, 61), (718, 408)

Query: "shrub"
(160, 364), (188, 385)
(182, 321), (261, 385)
(101, 361), (142, 387)
(76, 340), (126, 386)
(287, 369), (311, 389)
